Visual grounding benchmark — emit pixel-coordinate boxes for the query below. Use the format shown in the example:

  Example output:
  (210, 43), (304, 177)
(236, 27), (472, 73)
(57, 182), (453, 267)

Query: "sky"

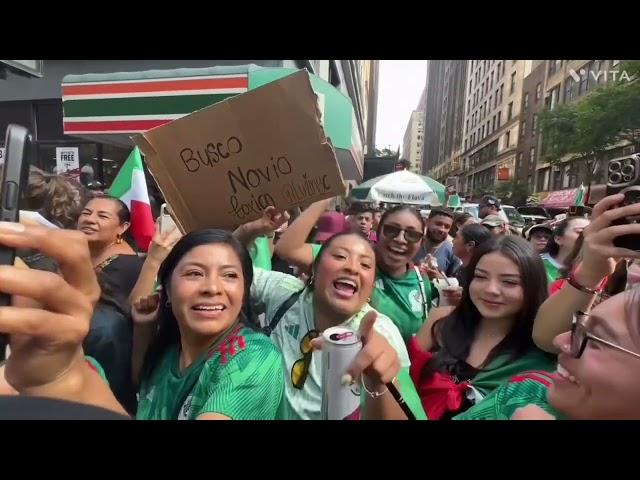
(375, 60), (428, 152)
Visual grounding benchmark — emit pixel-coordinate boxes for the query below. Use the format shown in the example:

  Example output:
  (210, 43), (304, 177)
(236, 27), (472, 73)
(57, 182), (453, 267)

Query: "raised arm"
(532, 194), (640, 352)
(128, 222), (182, 305)
(274, 199), (332, 272)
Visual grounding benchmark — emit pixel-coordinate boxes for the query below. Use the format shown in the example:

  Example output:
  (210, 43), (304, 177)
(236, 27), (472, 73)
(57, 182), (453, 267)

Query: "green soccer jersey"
(136, 325), (285, 420)
(454, 371), (562, 420)
(249, 237), (273, 271)
(371, 268), (435, 343)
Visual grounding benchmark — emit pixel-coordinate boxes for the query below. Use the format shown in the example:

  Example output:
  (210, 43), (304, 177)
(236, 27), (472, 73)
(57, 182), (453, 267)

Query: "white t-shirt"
(251, 268), (410, 420)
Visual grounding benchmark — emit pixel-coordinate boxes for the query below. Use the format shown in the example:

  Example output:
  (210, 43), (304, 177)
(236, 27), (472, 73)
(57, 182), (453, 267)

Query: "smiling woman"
(77, 195), (144, 307)
(252, 230), (417, 420)
(457, 288), (640, 420)
(411, 236), (555, 419)
(133, 229), (285, 420)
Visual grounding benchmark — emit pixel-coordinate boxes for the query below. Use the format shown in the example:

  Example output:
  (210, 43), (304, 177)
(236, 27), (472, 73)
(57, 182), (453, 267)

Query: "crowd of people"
(0, 168), (639, 420)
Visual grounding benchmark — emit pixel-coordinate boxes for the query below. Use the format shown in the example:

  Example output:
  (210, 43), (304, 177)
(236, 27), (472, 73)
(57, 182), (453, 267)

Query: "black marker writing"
(180, 136), (243, 173)
(228, 193), (276, 221)
(281, 173), (331, 204)
(227, 156), (293, 195)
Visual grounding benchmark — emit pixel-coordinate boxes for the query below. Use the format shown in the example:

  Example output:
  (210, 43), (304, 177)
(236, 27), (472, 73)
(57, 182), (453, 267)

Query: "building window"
(517, 152), (523, 169)
(550, 85), (561, 110)
(530, 146), (536, 165)
(565, 77), (576, 103)
(497, 61), (502, 76)
(497, 111), (502, 128)
(492, 115), (496, 132)
(510, 72), (516, 94)
(507, 102), (513, 121)
(532, 113), (538, 136)
(549, 60), (563, 76)
(505, 130), (511, 148)
(521, 119), (527, 137)
(524, 92), (529, 110)
(579, 68), (588, 96)
(536, 82), (542, 101)
(499, 84), (504, 103)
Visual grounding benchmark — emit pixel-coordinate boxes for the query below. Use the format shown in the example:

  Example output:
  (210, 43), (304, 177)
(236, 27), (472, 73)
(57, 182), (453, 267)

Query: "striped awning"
(62, 65), (252, 134)
(61, 64), (364, 180)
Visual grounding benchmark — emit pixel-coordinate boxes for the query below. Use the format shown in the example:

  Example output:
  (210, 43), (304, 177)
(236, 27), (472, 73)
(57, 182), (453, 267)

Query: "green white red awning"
(61, 64), (364, 180)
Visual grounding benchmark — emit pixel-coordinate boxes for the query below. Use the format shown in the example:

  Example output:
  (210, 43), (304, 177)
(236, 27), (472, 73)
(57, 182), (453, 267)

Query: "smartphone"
(159, 203), (177, 235)
(0, 124), (32, 360)
(605, 154), (640, 250)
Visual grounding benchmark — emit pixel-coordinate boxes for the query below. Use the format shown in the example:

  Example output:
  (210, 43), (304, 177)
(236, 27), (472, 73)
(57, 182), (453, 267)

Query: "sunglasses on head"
(381, 224), (424, 244)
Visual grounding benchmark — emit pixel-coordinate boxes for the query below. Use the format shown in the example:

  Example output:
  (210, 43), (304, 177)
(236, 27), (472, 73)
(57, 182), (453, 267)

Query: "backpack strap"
(262, 289), (304, 337)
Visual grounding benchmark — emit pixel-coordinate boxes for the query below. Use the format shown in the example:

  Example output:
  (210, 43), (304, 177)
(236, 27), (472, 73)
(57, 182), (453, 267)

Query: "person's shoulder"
(253, 267), (305, 293)
(357, 305), (404, 340)
(115, 253), (145, 268)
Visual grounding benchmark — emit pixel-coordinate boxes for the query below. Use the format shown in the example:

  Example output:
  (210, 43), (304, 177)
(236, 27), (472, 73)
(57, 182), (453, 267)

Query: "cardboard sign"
(133, 70), (345, 231)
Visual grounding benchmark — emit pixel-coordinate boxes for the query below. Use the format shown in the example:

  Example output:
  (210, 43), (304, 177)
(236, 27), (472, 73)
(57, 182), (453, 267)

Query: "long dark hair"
(545, 217), (583, 258)
(140, 229), (254, 381)
(428, 236), (548, 376)
(450, 212), (474, 238)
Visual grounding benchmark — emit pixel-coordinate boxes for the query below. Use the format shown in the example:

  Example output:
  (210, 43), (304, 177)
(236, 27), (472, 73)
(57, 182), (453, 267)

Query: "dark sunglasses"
(381, 224), (424, 244)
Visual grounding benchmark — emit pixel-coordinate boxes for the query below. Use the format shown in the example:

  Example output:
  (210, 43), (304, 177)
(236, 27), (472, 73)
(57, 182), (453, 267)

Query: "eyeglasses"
(570, 312), (640, 360)
(381, 224), (424, 244)
(291, 329), (320, 389)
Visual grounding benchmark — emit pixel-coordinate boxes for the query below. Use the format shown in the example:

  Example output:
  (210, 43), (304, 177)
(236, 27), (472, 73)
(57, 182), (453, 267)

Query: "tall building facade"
(532, 60), (632, 204)
(402, 110), (425, 173)
(459, 60), (530, 196)
(422, 61), (446, 173)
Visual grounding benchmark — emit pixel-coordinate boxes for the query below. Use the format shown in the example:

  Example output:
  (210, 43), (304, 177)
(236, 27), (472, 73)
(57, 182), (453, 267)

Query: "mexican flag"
(575, 183), (585, 207)
(108, 147), (154, 251)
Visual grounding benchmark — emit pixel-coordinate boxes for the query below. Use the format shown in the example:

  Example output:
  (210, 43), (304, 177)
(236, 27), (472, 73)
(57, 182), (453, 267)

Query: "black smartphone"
(606, 154), (640, 250)
(0, 124), (31, 360)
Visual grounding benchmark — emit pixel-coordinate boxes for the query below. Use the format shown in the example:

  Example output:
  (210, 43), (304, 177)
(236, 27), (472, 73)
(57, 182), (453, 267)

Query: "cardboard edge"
(131, 133), (191, 233)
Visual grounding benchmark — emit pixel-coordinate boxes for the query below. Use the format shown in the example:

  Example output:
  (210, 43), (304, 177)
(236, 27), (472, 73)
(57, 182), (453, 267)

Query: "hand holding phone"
(0, 124), (32, 360)
(0, 125), (31, 305)
(605, 154), (640, 250)
(159, 203), (177, 235)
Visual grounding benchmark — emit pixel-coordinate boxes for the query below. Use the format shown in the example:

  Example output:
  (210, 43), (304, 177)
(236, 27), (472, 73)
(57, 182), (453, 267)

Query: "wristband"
(567, 271), (602, 295)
